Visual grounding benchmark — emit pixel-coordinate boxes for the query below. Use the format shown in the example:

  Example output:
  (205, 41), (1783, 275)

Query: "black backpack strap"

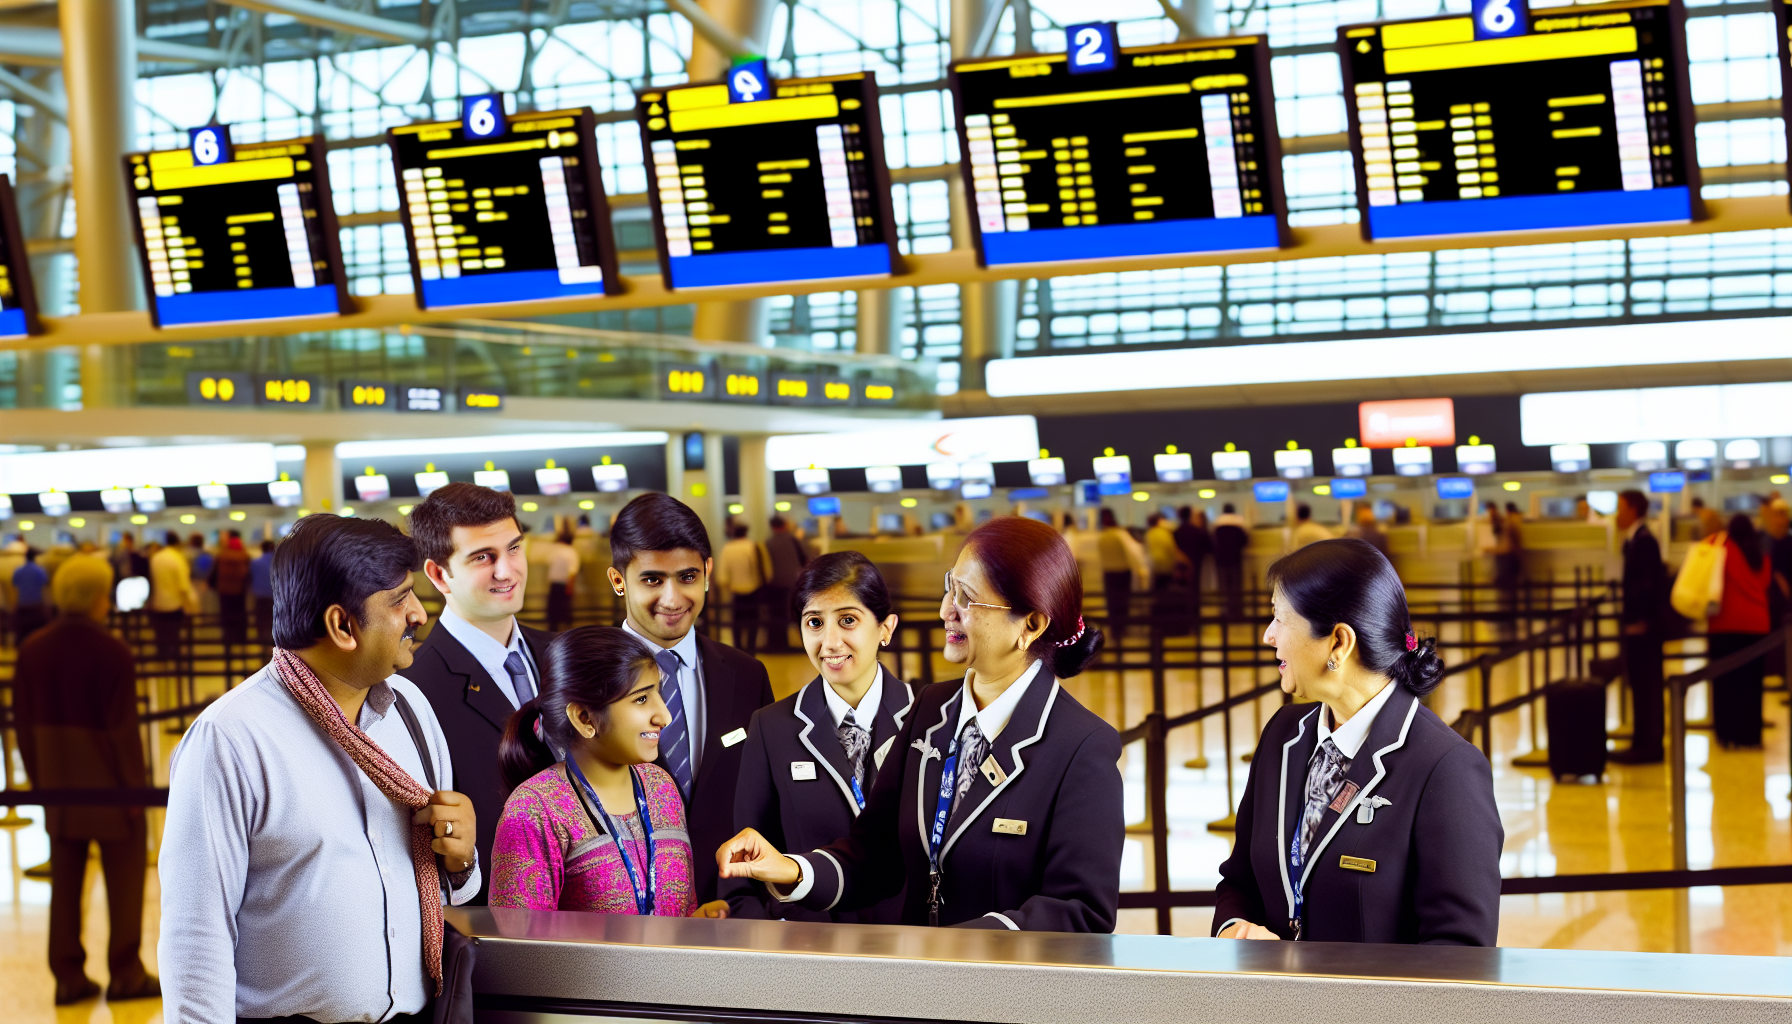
(393, 690), (456, 894)
(392, 691), (439, 791)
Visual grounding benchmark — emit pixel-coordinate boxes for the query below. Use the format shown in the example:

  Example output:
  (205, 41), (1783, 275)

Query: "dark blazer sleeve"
(723, 707), (780, 919)
(1410, 742), (1504, 945)
(793, 700), (915, 914)
(953, 725), (1124, 933)
(1623, 530), (1667, 626)
(1212, 726), (1272, 935)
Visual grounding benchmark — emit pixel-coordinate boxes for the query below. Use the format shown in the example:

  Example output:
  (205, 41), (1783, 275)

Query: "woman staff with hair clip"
(1214, 538), (1503, 945)
(717, 516), (1123, 932)
(489, 626), (729, 918)
(724, 551), (917, 922)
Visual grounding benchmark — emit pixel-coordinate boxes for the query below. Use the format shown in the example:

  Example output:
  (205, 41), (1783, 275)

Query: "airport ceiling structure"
(0, 0), (1789, 417)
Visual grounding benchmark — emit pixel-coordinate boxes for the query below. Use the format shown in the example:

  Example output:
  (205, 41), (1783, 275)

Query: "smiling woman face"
(1262, 586), (1335, 703)
(573, 662), (671, 767)
(801, 584), (897, 695)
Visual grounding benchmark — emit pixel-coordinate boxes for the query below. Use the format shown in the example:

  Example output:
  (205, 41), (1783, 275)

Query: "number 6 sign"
(1471, 0), (1528, 39)
(189, 125), (232, 166)
(1065, 22), (1119, 75)
(462, 94), (507, 140)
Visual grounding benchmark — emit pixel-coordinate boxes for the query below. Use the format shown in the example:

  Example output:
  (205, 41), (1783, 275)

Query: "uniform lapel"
(693, 634), (731, 769)
(792, 679), (863, 814)
(872, 666), (916, 772)
(427, 625), (516, 733)
(1296, 689), (1421, 897)
(912, 686), (959, 858)
(940, 670), (1060, 862)
(1276, 705), (1321, 925)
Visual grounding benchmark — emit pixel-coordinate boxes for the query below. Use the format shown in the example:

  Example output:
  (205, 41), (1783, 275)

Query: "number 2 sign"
(1065, 22), (1118, 75)
(1471, 0), (1528, 39)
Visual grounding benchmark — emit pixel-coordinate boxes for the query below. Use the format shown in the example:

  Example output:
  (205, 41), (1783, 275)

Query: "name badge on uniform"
(790, 760), (816, 781)
(980, 755), (1007, 787)
(1339, 855), (1377, 873)
(1328, 781), (1360, 813)
(992, 818), (1027, 835)
(721, 727), (748, 748)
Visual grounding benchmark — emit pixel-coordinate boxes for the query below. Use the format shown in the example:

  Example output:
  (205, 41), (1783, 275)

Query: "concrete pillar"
(17, 68), (73, 317)
(738, 435), (773, 542)
(856, 287), (901, 355)
(686, 0), (777, 348)
(950, 0), (1018, 394)
(303, 441), (343, 513)
(664, 434), (687, 501)
(61, 0), (141, 314)
(62, 0), (143, 410)
(698, 430), (730, 554)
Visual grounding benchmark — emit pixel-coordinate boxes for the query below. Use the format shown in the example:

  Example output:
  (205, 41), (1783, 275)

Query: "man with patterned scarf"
(159, 514), (479, 1023)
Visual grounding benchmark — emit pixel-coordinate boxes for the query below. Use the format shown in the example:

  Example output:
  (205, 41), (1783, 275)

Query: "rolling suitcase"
(1545, 678), (1607, 780)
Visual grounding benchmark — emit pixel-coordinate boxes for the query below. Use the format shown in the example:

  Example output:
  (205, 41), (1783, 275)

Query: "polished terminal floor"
(1, 627), (1787, 1022)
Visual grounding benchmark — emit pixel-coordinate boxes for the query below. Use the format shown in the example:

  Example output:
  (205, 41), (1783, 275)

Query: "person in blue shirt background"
(13, 547), (50, 643)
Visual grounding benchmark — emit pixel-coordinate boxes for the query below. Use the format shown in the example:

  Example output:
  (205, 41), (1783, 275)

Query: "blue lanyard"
(927, 735), (960, 870)
(1287, 831), (1305, 939)
(566, 758), (657, 916)
(848, 773), (866, 811)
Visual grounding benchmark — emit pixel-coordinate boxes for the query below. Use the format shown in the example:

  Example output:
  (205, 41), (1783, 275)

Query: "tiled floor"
(1, 631), (1786, 1020)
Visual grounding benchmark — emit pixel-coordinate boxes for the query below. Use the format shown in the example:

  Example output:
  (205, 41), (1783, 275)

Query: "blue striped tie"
(655, 648), (693, 798)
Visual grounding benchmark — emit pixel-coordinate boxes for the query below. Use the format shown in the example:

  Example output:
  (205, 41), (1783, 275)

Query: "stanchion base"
(1206, 813), (1237, 833)
(1183, 756), (1210, 770)
(1124, 819), (1155, 835)
(1686, 717), (1714, 731)
(1511, 750), (1552, 768)
(1240, 752), (1252, 763)
(1608, 727), (1634, 740)
(22, 860), (52, 880)
(0, 810), (30, 829)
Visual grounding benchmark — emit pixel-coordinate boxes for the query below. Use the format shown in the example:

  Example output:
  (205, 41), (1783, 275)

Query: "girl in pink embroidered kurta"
(490, 626), (728, 917)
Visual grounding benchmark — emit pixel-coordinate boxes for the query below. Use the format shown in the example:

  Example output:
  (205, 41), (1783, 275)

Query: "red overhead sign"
(1359, 398), (1456, 448)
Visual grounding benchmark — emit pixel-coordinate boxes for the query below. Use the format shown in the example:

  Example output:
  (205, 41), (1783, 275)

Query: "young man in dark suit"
(607, 492), (775, 904)
(404, 482), (550, 903)
(1611, 489), (1669, 764)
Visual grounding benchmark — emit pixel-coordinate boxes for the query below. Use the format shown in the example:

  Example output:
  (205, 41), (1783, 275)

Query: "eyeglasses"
(944, 571), (1012, 612)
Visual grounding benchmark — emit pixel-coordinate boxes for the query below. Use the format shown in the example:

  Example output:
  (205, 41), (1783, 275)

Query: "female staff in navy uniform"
(724, 551), (917, 922)
(1214, 538), (1503, 945)
(717, 516), (1122, 932)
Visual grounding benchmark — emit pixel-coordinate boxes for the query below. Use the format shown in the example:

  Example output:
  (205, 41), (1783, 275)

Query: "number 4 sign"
(1065, 22), (1119, 75)
(1471, 0), (1528, 39)
(462, 94), (507, 140)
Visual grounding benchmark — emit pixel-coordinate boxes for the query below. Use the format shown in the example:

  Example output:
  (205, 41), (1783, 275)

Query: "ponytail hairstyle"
(1265, 537), (1444, 697)
(498, 626), (661, 793)
(962, 516), (1105, 677)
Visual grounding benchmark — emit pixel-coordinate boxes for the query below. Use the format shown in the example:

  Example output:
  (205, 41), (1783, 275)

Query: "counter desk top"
(447, 907), (1791, 1024)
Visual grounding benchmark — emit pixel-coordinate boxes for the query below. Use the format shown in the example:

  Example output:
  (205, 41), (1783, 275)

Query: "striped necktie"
(655, 648), (693, 798)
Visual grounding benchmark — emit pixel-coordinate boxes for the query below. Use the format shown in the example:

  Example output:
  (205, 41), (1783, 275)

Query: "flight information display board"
(1340, 0), (1699, 241)
(126, 135), (347, 327)
(637, 72), (897, 289)
(0, 175), (40, 339)
(389, 105), (620, 308)
(949, 35), (1286, 267)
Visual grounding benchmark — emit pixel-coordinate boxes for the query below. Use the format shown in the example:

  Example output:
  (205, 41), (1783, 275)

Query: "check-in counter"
(448, 908), (1792, 1023)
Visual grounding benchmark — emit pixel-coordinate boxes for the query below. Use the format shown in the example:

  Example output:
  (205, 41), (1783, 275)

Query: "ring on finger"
(444, 821), (453, 837)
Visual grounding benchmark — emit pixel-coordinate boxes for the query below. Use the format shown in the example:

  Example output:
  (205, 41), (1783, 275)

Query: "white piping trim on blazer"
(1289, 691), (1422, 920)
(984, 911), (1020, 930)
(939, 676), (1060, 864)
(1275, 705), (1321, 926)
(791, 680), (864, 817)
(813, 848), (847, 911)
(876, 665), (916, 771)
(913, 688), (960, 858)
